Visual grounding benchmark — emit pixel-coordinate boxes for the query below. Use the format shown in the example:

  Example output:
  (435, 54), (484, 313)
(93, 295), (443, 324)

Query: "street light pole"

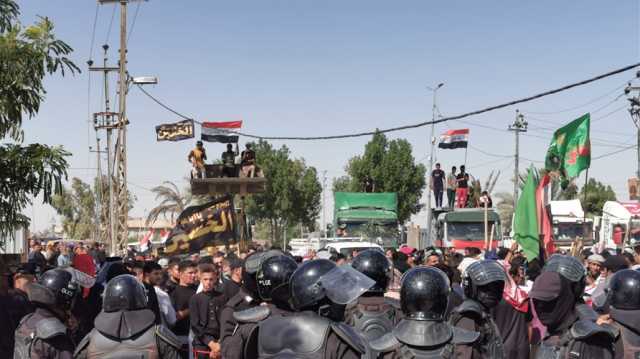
(425, 83), (444, 249)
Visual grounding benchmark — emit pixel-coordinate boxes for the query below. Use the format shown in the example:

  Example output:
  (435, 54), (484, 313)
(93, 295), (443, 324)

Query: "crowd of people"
(431, 163), (493, 209)
(3, 237), (640, 358)
(189, 141), (258, 179)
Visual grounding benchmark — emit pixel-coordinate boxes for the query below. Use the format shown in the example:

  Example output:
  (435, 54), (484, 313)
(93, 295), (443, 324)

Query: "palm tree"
(495, 192), (514, 233)
(146, 181), (192, 226)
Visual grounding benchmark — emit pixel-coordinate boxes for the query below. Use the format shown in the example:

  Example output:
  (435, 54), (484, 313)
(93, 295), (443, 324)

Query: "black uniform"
(345, 249), (401, 341)
(531, 271), (617, 359)
(14, 268), (79, 359)
(607, 269), (640, 359)
(247, 259), (373, 359)
(371, 266), (479, 359)
(74, 274), (181, 359)
(450, 260), (506, 359)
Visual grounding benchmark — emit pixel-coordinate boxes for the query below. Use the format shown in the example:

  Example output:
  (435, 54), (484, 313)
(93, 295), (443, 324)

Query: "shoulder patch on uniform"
(35, 317), (66, 339)
(233, 305), (271, 323)
(571, 320), (619, 340)
(369, 332), (400, 352)
(331, 322), (367, 354)
(155, 324), (181, 349)
(73, 330), (93, 357)
(451, 326), (481, 345)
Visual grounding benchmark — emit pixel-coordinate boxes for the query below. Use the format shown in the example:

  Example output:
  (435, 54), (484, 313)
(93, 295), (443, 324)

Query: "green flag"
(514, 168), (540, 261)
(545, 113), (591, 180)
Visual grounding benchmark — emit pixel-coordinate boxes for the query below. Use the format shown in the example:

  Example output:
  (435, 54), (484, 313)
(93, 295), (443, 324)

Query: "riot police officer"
(232, 254), (299, 358)
(370, 266), (479, 358)
(219, 250), (282, 359)
(345, 248), (400, 341)
(450, 259), (506, 359)
(246, 259), (374, 359)
(14, 268), (79, 359)
(74, 274), (181, 358)
(543, 254), (599, 321)
(607, 269), (640, 358)
(531, 270), (617, 359)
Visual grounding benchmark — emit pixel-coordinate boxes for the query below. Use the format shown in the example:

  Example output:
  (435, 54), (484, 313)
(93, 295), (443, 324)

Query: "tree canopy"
(146, 181), (192, 226)
(51, 178), (96, 241)
(333, 132), (426, 223)
(580, 178), (616, 217)
(0, 0), (79, 240)
(246, 140), (322, 243)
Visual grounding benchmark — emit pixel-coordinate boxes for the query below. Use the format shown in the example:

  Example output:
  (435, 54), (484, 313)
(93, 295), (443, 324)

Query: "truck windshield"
(447, 222), (496, 241)
(554, 223), (591, 241)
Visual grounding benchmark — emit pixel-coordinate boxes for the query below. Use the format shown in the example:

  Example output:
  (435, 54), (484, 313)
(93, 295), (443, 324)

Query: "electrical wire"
(136, 61), (640, 140)
(127, 1), (142, 45)
(88, 4), (100, 62)
(525, 82), (628, 115)
(105, 3), (117, 44)
(592, 144), (636, 160)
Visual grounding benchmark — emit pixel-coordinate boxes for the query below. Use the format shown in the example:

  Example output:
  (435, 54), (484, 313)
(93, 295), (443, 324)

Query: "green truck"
(333, 192), (399, 248)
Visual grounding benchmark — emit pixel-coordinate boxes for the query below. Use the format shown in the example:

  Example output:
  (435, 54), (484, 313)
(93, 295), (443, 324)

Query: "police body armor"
(250, 313), (368, 359)
(613, 322), (640, 359)
(536, 320), (618, 359)
(370, 319), (479, 359)
(14, 312), (67, 359)
(345, 297), (399, 341)
(450, 299), (504, 359)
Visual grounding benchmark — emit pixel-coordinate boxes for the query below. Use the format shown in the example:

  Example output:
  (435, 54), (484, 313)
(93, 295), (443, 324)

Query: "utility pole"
(625, 83), (640, 181)
(89, 138), (108, 243)
(425, 83), (444, 250)
(508, 110), (527, 210)
(322, 171), (327, 238)
(90, 44), (119, 251)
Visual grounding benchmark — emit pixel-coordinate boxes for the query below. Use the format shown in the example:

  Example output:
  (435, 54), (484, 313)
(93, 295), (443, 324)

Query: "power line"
(137, 61), (640, 140)
(88, 4), (100, 62)
(104, 3), (117, 44)
(592, 144), (636, 160)
(127, 1), (142, 45)
(524, 82), (628, 115)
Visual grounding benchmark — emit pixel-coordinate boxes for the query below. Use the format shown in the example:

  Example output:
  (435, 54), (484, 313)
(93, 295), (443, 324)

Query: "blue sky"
(16, 0), (640, 231)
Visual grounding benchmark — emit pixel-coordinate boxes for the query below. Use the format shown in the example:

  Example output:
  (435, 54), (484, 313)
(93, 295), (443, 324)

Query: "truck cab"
(599, 201), (640, 250)
(548, 200), (593, 250)
(435, 208), (501, 251)
(333, 192), (399, 248)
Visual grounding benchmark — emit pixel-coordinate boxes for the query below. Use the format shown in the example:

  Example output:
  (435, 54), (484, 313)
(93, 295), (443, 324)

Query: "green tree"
(51, 178), (96, 240)
(146, 181), (192, 226)
(334, 132), (426, 223)
(495, 192), (514, 233)
(0, 1), (79, 239)
(246, 140), (322, 244)
(580, 178), (616, 217)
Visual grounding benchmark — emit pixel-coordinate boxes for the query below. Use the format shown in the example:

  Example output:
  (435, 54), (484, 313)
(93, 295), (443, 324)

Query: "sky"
(15, 0), (640, 233)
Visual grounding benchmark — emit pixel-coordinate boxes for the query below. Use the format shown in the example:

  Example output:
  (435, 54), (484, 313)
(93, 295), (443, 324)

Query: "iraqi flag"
(438, 129), (469, 149)
(202, 121), (242, 143)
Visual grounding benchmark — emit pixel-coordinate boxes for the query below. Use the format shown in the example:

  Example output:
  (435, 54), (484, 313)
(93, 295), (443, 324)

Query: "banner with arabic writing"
(155, 119), (195, 141)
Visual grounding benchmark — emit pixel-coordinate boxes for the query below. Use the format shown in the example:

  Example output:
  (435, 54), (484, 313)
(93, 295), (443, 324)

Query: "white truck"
(597, 201), (640, 251)
(548, 200), (593, 250)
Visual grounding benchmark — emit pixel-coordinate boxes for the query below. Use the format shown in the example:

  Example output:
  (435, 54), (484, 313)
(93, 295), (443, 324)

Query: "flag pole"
(464, 143), (468, 166)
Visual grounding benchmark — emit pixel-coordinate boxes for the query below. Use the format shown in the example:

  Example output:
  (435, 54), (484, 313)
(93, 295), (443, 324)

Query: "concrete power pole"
(322, 171), (327, 238)
(425, 83), (444, 250)
(508, 110), (527, 209)
(625, 83), (640, 182)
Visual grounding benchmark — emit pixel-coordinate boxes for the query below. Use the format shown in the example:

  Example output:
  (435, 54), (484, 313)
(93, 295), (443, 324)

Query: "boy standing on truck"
(447, 166), (457, 208)
(456, 165), (469, 208)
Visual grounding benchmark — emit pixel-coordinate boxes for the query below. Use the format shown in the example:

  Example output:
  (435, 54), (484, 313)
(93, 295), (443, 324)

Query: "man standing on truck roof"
(447, 166), (457, 208)
(432, 163), (445, 209)
(456, 165), (469, 208)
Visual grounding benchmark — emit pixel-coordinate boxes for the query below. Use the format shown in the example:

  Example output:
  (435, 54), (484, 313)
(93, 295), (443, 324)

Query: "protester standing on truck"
(456, 165), (469, 208)
(447, 166), (457, 208)
(431, 162), (445, 208)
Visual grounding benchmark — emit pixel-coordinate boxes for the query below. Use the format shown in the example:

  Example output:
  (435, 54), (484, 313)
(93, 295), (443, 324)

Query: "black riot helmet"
(28, 268), (79, 311)
(243, 250), (283, 299)
(542, 254), (586, 300)
(608, 269), (640, 310)
(400, 266), (450, 321)
(103, 274), (148, 312)
(290, 259), (337, 310)
(351, 249), (391, 294)
(463, 260), (505, 309)
(257, 254), (298, 305)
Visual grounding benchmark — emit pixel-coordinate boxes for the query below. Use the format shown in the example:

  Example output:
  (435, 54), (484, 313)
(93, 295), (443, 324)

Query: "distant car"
(324, 241), (383, 257)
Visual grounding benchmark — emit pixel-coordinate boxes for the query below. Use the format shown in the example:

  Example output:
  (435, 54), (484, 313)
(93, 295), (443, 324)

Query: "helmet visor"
(318, 265), (375, 305)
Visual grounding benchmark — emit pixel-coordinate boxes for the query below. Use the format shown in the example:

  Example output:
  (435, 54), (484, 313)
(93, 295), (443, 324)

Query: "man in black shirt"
(164, 257), (181, 295)
(221, 258), (243, 303)
(143, 261), (164, 325)
(170, 260), (198, 359)
(190, 264), (226, 359)
(456, 165), (469, 208)
(431, 162), (445, 208)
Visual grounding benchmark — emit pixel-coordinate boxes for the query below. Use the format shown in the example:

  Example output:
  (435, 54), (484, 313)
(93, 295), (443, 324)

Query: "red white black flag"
(438, 129), (469, 149)
(201, 121), (242, 143)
